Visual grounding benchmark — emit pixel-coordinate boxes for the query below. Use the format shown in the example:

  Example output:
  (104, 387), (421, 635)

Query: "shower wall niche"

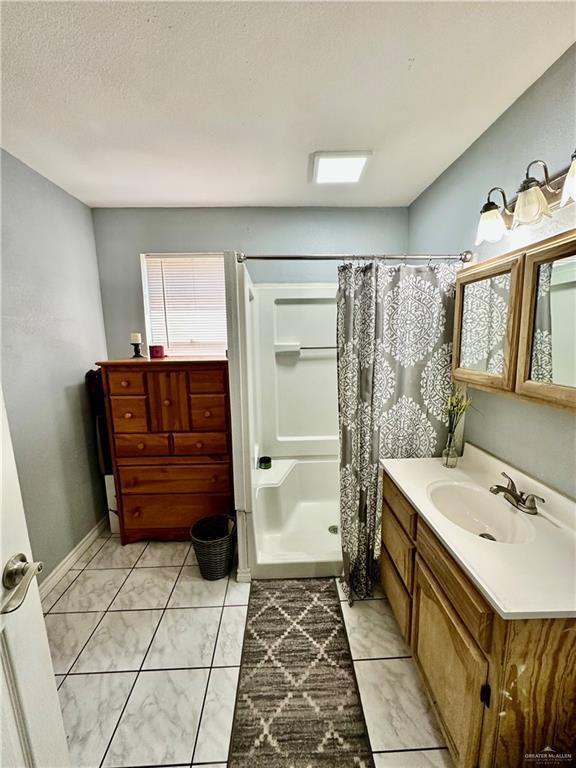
(243, 274), (341, 578)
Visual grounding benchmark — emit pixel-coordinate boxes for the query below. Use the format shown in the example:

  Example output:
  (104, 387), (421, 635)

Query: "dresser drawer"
(108, 370), (146, 395)
(418, 521), (493, 653)
(123, 493), (232, 529)
(119, 464), (231, 494)
(383, 474), (417, 540)
(189, 367), (226, 393)
(173, 432), (228, 456)
(382, 501), (415, 592)
(380, 547), (411, 644)
(110, 396), (148, 433)
(190, 395), (227, 431)
(114, 434), (170, 457)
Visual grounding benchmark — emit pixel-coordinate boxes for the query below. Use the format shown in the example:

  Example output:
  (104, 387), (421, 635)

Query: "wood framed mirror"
(452, 253), (524, 390)
(516, 229), (576, 409)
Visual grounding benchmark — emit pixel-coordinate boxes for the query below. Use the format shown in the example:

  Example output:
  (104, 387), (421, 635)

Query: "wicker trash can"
(190, 515), (236, 581)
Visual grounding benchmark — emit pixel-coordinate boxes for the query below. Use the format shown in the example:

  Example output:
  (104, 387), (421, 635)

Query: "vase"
(442, 434), (458, 468)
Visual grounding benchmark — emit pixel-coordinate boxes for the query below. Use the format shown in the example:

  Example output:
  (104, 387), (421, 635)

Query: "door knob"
(1, 553), (44, 614)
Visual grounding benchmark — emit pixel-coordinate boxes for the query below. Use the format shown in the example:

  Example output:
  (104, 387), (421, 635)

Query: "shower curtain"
(337, 261), (460, 600)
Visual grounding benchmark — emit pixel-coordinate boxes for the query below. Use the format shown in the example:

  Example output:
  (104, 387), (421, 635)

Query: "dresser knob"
(195, 442), (204, 449)
(204, 410), (212, 418)
(163, 399), (171, 406)
(124, 412), (133, 419)
(132, 507), (142, 518)
(121, 380), (129, 388)
(137, 442), (145, 451)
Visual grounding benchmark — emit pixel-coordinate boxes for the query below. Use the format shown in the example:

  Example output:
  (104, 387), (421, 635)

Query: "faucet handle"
(501, 472), (518, 494)
(521, 493), (545, 513)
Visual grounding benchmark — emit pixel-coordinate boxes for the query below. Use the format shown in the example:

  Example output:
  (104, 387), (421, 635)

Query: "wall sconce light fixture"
(512, 160), (555, 228)
(560, 150), (576, 207)
(476, 151), (573, 244)
(475, 187), (511, 245)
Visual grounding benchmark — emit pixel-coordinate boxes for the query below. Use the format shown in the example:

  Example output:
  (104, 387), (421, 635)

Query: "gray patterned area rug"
(228, 578), (374, 768)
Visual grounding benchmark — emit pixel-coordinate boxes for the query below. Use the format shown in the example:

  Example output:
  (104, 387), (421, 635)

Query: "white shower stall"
(228, 257), (342, 579)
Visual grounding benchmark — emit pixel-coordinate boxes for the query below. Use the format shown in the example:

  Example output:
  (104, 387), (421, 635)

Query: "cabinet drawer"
(114, 434), (170, 457)
(380, 547), (411, 644)
(119, 464), (230, 494)
(108, 370), (145, 395)
(382, 502), (415, 592)
(173, 432), (228, 456)
(110, 396), (148, 433)
(190, 395), (227, 431)
(123, 493), (232, 530)
(189, 367), (226, 393)
(383, 474), (417, 540)
(418, 521), (493, 653)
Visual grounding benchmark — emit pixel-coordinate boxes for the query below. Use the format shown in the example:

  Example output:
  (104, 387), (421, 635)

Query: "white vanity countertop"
(381, 444), (576, 619)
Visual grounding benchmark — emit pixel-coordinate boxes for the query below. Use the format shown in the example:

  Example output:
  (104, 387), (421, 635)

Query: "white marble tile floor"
(44, 539), (450, 768)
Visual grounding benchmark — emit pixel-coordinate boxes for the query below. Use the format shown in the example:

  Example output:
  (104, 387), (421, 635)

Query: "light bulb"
(560, 154), (576, 207)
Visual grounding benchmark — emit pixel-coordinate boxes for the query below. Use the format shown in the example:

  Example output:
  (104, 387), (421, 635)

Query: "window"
(141, 254), (227, 356)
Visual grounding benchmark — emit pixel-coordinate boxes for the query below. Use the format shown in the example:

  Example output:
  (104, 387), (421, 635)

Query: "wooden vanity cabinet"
(380, 471), (576, 768)
(98, 358), (234, 543)
(412, 558), (488, 767)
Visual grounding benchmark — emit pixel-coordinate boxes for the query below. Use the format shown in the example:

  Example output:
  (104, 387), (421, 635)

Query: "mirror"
(529, 257), (576, 387)
(452, 253), (523, 391)
(516, 230), (576, 409)
(460, 273), (510, 375)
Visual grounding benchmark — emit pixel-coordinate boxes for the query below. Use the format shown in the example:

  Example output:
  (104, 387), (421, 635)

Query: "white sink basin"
(427, 481), (535, 544)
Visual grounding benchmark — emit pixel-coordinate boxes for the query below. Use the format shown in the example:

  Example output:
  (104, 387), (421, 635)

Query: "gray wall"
(409, 45), (576, 498)
(92, 207), (408, 357)
(2, 151), (108, 577)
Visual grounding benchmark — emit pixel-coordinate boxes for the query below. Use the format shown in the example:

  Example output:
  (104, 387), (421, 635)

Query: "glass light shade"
(475, 207), (507, 245)
(512, 185), (551, 228)
(560, 157), (576, 207)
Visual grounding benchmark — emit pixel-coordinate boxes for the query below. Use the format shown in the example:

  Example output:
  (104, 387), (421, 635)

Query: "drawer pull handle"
(204, 410), (212, 418)
(132, 507), (142, 518)
(124, 412), (133, 419)
(121, 380), (129, 388)
(137, 442), (145, 450)
(195, 442), (204, 449)
(163, 399), (171, 406)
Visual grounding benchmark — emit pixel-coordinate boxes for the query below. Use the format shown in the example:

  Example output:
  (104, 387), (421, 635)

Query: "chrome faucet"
(489, 472), (545, 515)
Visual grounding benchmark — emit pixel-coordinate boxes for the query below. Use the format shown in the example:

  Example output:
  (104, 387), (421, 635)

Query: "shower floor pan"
(251, 459), (342, 579)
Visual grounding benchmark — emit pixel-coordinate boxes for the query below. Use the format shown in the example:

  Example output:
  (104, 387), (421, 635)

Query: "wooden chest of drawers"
(98, 358), (234, 543)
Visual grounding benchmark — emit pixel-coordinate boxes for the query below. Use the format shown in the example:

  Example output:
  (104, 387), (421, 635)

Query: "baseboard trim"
(236, 566), (252, 583)
(39, 516), (109, 598)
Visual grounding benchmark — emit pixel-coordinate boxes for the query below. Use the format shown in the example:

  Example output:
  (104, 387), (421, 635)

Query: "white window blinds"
(142, 254), (227, 356)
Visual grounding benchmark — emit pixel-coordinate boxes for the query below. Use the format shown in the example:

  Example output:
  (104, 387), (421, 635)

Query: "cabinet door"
(412, 558), (488, 768)
(147, 372), (190, 432)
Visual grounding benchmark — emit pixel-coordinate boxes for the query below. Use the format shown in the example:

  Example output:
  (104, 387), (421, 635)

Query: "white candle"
(130, 333), (142, 344)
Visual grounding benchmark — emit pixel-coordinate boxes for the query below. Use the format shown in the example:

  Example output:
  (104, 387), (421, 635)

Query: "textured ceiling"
(1, 2), (574, 207)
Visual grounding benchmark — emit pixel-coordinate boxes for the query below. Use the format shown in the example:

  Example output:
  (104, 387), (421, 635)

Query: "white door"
(1, 393), (70, 767)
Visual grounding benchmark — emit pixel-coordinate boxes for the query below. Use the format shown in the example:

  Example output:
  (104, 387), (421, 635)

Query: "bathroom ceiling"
(1, 2), (574, 207)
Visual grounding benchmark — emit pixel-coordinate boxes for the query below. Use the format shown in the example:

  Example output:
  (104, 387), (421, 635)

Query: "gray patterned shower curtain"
(337, 261), (459, 600)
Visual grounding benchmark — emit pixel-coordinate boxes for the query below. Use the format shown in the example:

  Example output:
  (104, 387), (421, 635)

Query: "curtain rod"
(236, 251), (473, 263)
